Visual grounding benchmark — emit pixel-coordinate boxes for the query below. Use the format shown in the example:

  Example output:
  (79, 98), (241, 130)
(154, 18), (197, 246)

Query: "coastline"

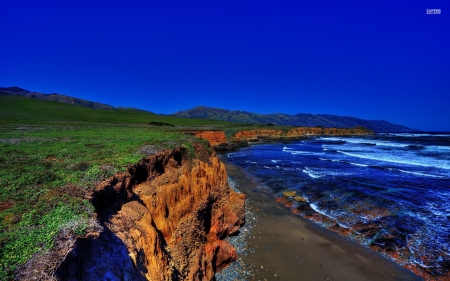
(222, 162), (422, 281)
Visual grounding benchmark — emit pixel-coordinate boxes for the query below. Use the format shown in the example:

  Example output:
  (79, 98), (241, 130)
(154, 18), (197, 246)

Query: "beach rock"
(282, 190), (296, 197)
(275, 197), (294, 208)
(293, 202), (316, 216)
(293, 196), (307, 202)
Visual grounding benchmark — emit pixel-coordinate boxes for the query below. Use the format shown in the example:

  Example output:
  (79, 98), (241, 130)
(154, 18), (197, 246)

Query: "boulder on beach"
(293, 196), (307, 203)
(282, 190), (296, 197)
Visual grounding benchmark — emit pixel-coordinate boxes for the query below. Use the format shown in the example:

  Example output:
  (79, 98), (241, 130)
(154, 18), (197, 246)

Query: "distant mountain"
(0, 86), (149, 112)
(173, 106), (416, 133)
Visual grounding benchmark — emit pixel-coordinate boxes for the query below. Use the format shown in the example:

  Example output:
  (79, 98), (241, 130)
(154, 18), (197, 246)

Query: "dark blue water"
(223, 133), (450, 278)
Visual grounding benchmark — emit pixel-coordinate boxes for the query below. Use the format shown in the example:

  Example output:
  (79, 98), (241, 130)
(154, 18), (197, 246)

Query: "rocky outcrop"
(57, 145), (245, 281)
(189, 127), (373, 153)
(211, 140), (249, 153)
(234, 126), (373, 141)
(187, 131), (227, 146)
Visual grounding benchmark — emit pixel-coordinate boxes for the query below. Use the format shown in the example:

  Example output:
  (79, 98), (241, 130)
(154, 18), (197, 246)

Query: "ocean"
(222, 133), (450, 279)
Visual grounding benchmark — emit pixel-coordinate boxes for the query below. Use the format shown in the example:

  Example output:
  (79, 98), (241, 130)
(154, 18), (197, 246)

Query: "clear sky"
(1, 1), (449, 131)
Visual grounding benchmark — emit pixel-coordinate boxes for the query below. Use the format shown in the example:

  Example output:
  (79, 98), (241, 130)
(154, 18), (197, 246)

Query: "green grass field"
(0, 94), (232, 126)
(0, 94), (241, 279)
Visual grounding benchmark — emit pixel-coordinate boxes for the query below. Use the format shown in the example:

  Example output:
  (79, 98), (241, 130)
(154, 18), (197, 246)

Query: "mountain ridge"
(0, 86), (150, 112)
(1, 86), (417, 132)
(173, 106), (416, 133)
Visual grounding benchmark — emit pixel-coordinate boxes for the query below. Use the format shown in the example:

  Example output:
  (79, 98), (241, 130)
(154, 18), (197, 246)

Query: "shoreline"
(222, 162), (422, 281)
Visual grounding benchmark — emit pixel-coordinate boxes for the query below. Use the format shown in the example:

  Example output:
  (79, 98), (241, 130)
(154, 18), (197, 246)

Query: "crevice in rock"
(56, 146), (246, 281)
(55, 225), (147, 281)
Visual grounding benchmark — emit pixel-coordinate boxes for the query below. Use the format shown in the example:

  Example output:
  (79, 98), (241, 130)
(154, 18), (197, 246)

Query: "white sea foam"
(428, 145), (450, 151)
(321, 137), (409, 148)
(271, 160), (279, 163)
(303, 167), (321, 178)
(310, 203), (330, 217)
(350, 162), (369, 167)
(389, 133), (450, 137)
(425, 202), (450, 217)
(284, 150), (324, 156)
(283, 146), (293, 150)
(337, 151), (450, 170)
(398, 169), (445, 178)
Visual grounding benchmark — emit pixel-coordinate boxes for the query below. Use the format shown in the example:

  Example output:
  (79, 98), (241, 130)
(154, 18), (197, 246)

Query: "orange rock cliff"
(185, 131), (227, 146)
(234, 126), (373, 141)
(192, 127), (373, 151)
(57, 145), (245, 281)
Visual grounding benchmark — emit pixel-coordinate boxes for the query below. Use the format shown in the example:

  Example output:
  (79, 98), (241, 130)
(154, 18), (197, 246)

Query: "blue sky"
(1, 1), (449, 131)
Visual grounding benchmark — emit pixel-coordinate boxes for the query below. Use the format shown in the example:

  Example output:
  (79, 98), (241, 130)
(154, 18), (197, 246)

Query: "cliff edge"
(56, 145), (245, 281)
(191, 126), (373, 152)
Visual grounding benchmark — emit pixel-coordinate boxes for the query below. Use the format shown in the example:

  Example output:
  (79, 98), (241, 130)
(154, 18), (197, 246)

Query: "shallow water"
(223, 133), (450, 278)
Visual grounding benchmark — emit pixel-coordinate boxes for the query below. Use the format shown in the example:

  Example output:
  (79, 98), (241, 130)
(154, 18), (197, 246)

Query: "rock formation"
(233, 126), (373, 141)
(191, 127), (373, 152)
(186, 131), (227, 146)
(57, 145), (245, 281)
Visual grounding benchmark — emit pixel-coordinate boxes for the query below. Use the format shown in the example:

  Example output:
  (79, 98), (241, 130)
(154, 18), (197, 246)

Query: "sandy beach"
(224, 163), (422, 281)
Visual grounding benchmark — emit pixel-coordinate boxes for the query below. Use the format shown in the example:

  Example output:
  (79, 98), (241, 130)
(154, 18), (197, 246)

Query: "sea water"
(223, 133), (450, 278)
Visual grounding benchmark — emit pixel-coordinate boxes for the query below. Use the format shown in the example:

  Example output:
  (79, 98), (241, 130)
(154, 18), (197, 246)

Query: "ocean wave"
(284, 150), (324, 156)
(398, 169), (445, 178)
(322, 137), (409, 148)
(406, 145), (424, 150)
(318, 158), (369, 168)
(428, 145), (450, 151)
(302, 167), (321, 178)
(310, 203), (330, 216)
(337, 151), (450, 170)
(388, 133), (450, 137)
(350, 162), (369, 167)
(425, 202), (450, 217)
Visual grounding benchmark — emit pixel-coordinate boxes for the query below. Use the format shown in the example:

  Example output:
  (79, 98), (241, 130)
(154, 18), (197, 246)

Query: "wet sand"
(224, 163), (422, 281)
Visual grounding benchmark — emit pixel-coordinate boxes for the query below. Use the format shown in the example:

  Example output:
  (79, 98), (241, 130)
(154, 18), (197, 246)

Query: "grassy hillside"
(0, 94), (229, 126)
(0, 95), (236, 280)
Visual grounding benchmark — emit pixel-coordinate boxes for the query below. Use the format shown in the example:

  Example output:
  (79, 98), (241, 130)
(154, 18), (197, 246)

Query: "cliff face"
(190, 127), (372, 153)
(233, 126), (373, 141)
(190, 131), (227, 146)
(57, 145), (245, 281)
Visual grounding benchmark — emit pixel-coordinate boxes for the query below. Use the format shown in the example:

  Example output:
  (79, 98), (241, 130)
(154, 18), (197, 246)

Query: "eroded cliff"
(233, 126), (373, 141)
(57, 145), (245, 281)
(191, 127), (373, 152)
(193, 131), (227, 147)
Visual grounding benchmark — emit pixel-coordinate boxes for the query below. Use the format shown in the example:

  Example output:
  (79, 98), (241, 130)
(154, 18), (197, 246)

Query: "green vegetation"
(0, 94), (229, 126)
(149, 121), (175, 127)
(0, 122), (201, 278)
(0, 94), (239, 279)
(0, 94), (283, 279)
